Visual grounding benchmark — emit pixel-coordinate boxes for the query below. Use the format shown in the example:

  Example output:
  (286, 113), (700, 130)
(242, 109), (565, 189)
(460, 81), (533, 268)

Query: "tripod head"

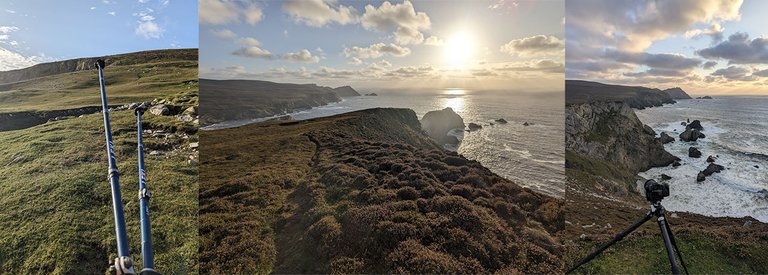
(644, 179), (669, 204)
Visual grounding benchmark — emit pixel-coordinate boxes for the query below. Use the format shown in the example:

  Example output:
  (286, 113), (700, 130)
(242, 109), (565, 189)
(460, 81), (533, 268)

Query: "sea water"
(203, 89), (565, 198)
(636, 97), (768, 222)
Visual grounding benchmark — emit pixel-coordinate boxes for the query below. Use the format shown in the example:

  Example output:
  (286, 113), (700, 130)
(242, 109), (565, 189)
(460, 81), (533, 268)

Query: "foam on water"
(637, 97), (768, 222)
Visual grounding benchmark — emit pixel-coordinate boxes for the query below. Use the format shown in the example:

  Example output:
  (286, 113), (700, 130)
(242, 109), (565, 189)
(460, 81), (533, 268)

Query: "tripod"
(566, 181), (689, 274)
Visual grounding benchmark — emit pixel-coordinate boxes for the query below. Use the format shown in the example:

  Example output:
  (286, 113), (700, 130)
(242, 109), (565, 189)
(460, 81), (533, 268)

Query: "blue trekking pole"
(96, 59), (136, 275)
(134, 104), (159, 275)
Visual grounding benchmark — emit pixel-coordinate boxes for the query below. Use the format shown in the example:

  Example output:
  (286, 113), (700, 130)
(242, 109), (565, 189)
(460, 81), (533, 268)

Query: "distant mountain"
(0, 48), (197, 84)
(200, 79), (342, 126)
(332, 85), (361, 97)
(566, 80), (675, 109)
(663, 87), (692, 99)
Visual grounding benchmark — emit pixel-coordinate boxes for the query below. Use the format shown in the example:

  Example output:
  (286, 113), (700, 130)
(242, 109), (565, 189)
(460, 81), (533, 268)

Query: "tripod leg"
(565, 211), (654, 274)
(664, 218), (689, 275)
(657, 215), (681, 275)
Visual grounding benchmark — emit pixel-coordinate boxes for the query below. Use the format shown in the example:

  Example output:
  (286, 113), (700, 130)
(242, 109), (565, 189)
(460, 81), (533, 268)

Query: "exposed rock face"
(706, 155), (717, 163)
(420, 107), (465, 145)
(332, 86), (361, 97)
(468, 123), (482, 131)
(663, 87), (693, 99)
(565, 101), (678, 175)
(659, 132), (675, 144)
(697, 172), (706, 182)
(689, 147), (702, 158)
(0, 106), (105, 131)
(703, 163), (725, 176)
(149, 104), (170, 116)
(679, 128), (705, 142)
(686, 120), (703, 131)
(643, 125), (656, 135)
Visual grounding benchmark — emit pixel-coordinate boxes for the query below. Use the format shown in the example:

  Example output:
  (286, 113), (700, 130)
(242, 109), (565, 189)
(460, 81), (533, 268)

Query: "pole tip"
(134, 103), (147, 116)
(95, 59), (106, 69)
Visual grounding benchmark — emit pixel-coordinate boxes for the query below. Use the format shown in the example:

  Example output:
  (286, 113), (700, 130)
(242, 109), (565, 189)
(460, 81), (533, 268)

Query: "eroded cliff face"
(566, 101), (677, 176)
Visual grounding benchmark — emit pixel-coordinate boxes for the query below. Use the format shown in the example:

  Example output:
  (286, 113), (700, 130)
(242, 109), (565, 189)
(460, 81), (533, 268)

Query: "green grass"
(568, 231), (768, 274)
(0, 110), (198, 274)
(0, 59), (197, 113)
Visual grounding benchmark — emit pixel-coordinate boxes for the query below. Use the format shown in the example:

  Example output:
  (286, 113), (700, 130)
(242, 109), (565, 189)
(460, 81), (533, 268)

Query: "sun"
(444, 32), (475, 69)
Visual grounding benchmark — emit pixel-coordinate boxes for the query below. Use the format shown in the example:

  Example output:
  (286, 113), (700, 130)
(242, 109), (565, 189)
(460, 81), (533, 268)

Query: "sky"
(199, 0), (564, 91)
(0, 0), (198, 71)
(566, 0), (768, 95)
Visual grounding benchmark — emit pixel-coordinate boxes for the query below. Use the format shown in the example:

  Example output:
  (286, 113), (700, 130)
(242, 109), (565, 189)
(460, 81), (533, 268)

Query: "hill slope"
(0, 49), (199, 273)
(663, 87), (693, 99)
(332, 85), (361, 97)
(566, 80), (676, 108)
(199, 108), (564, 274)
(199, 79), (343, 126)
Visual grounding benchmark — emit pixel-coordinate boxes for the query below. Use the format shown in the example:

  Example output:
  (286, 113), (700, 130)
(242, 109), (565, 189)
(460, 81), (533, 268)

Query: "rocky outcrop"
(659, 132), (675, 144)
(332, 86), (361, 97)
(703, 163), (725, 176)
(679, 128), (705, 142)
(0, 106), (107, 131)
(689, 147), (702, 158)
(468, 122), (482, 131)
(686, 120), (703, 131)
(0, 49), (198, 84)
(495, 118), (508, 124)
(566, 101), (678, 177)
(420, 107), (464, 145)
(663, 87), (693, 99)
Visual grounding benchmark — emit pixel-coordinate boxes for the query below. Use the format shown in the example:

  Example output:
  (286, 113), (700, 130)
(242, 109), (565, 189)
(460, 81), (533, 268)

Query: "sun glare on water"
(444, 32), (475, 69)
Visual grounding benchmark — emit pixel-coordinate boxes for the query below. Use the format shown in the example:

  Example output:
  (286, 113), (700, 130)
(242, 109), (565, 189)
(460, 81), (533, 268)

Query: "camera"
(644, 179), (669, 202)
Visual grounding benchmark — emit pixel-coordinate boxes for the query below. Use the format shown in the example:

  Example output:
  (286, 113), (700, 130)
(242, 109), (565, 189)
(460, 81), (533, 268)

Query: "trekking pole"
(134, 105), (159, 275)
(96, 59), (136, 275)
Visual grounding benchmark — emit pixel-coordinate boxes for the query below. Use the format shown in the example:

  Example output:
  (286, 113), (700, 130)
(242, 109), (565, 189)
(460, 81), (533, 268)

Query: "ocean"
(203, 89), (565, 198)
(636, 96), (768, 222)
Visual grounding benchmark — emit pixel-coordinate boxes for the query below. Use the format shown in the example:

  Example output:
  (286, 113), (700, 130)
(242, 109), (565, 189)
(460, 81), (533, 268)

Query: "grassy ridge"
(0, 49), (197, 113)
(200, 108), (564, 274)
(0, 49), (199, 273)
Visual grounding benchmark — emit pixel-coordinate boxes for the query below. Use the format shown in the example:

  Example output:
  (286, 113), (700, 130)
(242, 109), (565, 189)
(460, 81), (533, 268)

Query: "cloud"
(283, 0), (357, 27)
(239, 37), (261, 46)
(702, 60), (718, 69)
(753, 68), (768, 77)
(684, 23), (724, 42)
(710, 65), (756, 81)
(0, 46), (36, 70)
(107, 11), (116, 16)
(348, 57), (363, 65)
(232, 46), (273, 58)
(199, 0), (263, 25)
(281, 49), (320, 63)
(383, 65), (435, 78)
(0, 26), (19, 33)
(495, 60), (564, 74)
(424, 36), (443, 46)
(343, 43), (411, 59)
(211, 29), (237, 39)
(500, 35), (563, 56)
(696, 32), (768, 64)
(604, 50), (701, 70)
(360, 0), (431, 45)
(134, 9), (164, 39)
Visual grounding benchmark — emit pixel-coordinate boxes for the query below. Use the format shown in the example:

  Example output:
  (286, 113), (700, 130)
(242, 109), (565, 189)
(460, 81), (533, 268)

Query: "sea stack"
(420, 107), (465, 145)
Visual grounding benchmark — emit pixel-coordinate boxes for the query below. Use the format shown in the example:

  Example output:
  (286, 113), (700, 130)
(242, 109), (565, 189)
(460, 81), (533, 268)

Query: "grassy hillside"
(566, 80), (675, 108)
(199, 79), (342, 126)
(0, 49), (199, 273)
(199, 108), (563, 274)
(0, 49), (197, 113)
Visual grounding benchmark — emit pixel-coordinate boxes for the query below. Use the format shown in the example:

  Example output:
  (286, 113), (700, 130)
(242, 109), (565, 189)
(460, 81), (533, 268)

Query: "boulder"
(688, 147), (702, 158)
(672, 160), (682, 167)
(420, 107), (464, 145)
(178, 114), (195, 122)
(661, 174), (672, 180)
(706, 155), (716, 163)
(681, 122), (687, 126)
(697, 172), (706, 182)
(149, 104), (170, 116)
(703, 163), (725, 176)
(468, 123), (482, 131)
(523, 122), (530, 126)
(659, 132), (675, 144)
(643, 125), (656, 135)
(495, 118), (508, 124)
(685, 120), (703, 131)
(679, 128), (704, 142)
(183, 106), (198, 116)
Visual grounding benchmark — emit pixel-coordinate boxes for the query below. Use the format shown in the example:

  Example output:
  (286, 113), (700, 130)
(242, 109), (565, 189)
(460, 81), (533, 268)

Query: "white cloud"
(136, 20), (163, 39)
(343, 43), (411, 59)
(211, 29), (237, 39)
(232, 46), (273, 58)
(424, 36), (444, 46)
(348, 57), (363, 65)
(281, 49), (320, 63)
(239, 37), (261, 46)
(500, 35), (564, 56)
(0, 46), (37, 70)
(199, 0), (262, 25)
(107, 11), (116, 16)
(244, 3), (264, 25)
(283, 0), (357, 27)
(90, 7), (96, 10)
(360, 0), (431, 45)
(0, 26), (19, 34)
(684, 23), (724, 42)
